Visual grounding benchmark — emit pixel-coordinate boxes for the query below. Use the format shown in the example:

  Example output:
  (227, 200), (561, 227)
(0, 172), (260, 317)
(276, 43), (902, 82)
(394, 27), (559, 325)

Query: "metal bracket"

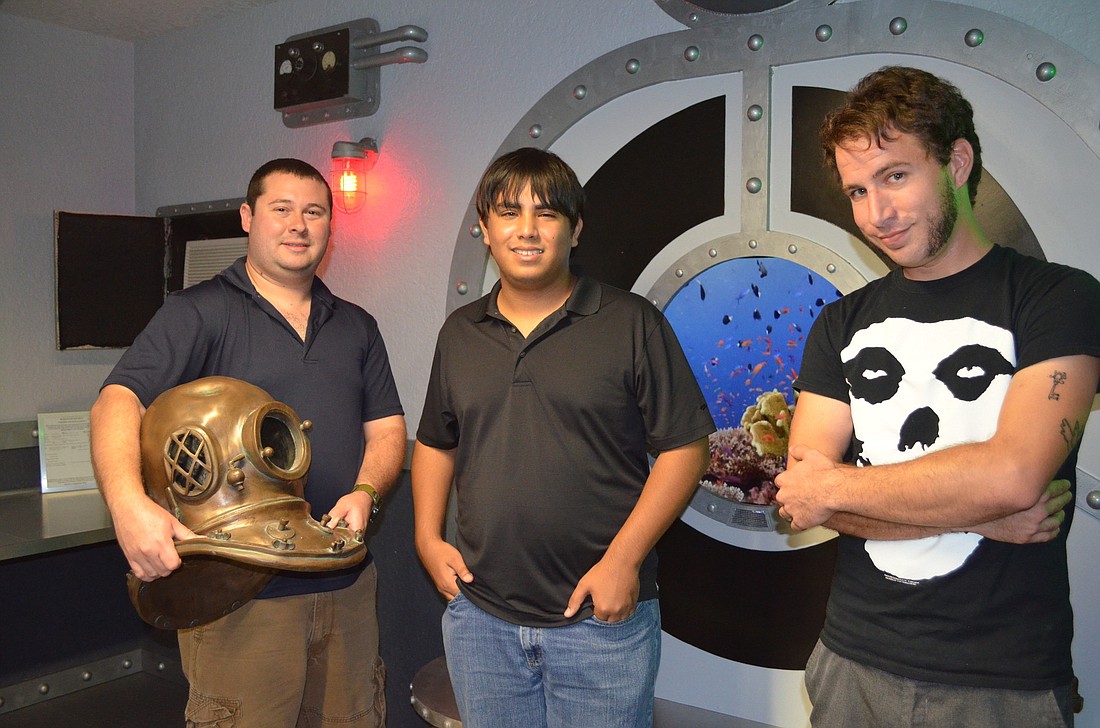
(276, 18), (428, 129)
(1077, 467), (1100, 522)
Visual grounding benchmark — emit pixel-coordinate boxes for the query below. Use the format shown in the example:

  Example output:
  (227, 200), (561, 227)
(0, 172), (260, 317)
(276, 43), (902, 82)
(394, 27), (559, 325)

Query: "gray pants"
(805, 641), (1074, 728)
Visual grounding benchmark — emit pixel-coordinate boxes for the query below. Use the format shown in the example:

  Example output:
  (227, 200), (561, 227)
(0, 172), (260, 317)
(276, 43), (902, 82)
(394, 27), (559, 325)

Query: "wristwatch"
(353, 482), (382, 523)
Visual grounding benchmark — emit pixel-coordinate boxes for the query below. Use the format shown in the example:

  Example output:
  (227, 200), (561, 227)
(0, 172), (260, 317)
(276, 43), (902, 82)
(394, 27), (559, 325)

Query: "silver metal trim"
(446, 0), (1100, 314)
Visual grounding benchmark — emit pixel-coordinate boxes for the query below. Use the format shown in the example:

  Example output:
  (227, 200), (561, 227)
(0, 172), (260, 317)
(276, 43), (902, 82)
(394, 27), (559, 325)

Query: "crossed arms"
(775, 354), (1099, 542)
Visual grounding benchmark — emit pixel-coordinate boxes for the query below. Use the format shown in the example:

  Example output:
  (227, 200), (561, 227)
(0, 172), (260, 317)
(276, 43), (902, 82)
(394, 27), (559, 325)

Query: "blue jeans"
(442, 593), (661, 728)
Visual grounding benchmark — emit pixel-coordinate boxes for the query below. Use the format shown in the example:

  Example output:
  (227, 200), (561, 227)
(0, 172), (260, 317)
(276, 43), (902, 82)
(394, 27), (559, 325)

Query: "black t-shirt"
(418, 276), (715, 626)
(795, 245), (1100, 689)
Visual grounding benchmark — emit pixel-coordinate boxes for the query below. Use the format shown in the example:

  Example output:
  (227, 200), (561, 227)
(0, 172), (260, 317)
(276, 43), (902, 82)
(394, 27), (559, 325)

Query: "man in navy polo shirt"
(91, 158), (405, 727)
(413, 147), (715, 727)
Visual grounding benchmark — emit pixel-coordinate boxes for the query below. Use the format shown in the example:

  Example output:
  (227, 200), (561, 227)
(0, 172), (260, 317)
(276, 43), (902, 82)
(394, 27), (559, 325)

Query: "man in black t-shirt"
(775, 66), (1100, 727)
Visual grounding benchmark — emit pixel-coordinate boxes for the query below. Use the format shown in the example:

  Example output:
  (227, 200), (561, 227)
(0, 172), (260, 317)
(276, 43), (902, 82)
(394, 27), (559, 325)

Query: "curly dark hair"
(475, 147), (585, 232)
(821, 66), (982, 204)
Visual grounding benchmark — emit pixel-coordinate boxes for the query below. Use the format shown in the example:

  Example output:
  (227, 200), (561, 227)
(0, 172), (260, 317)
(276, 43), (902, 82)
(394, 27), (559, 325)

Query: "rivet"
(747, 104), (763, 121)
(827, 263), (837, 273)
(1035, 62), (1056, 82)
(747, 34), (764, 51)
(528, 124), (542, 139)
(788, 244), (798, 254)
(572, 85), (588, 100)
(708, 249), (719, 258)
(82, 671), (93, 681)
(815, 25), (833, 42)
(889, 17), (907, 36)
(746, 177), (762, 193)
(748, 240), (759, 249)
(456, 281), (469, 295)
(684, 46), (700, 62)
(707, 503), (718, 512)
(39, 683), (50, 695)
(964, 28), (984, 47)
(122, 659), (133, 669)
(157, 662), (167, 671)
(626, 58), (641, 74)
(688, 12), (699, 23)
(675, 269), (685, 278)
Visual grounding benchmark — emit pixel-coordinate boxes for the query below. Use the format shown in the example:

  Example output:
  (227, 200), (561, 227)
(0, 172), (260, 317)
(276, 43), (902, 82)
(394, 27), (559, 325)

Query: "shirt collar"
(475, 275), (602, 322)
(221, 256), (335, 310)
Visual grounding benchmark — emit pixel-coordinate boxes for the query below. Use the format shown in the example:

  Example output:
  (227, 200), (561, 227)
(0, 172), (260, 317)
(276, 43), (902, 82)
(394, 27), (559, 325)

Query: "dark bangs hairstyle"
(475, 147), (585, 231)
(245, 158), (333, 212)
(820, 66), (983, 205)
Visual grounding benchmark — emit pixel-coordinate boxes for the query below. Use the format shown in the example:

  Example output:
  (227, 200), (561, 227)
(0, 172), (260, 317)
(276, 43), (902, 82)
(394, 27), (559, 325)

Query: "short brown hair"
(475, 147), (585, 232)
(245, 158), (332, 212)
(821, 66), (982, 204)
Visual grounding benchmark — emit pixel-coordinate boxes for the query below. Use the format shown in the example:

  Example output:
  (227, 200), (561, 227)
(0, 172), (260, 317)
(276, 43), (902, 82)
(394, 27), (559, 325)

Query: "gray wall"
(0, 15), (135, 416)
(2, 1), (1099, 726)
(4, 0), (1096, 430)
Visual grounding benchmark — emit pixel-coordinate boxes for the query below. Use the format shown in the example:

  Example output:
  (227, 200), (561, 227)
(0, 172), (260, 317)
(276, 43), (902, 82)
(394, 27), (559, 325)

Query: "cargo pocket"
(185, 689), (241, 727)
(367, 655), (387, 728)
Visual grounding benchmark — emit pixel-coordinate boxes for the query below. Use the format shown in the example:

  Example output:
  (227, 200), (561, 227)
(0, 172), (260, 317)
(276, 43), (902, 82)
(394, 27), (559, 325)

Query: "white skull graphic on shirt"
(841, 317), (1015, 582)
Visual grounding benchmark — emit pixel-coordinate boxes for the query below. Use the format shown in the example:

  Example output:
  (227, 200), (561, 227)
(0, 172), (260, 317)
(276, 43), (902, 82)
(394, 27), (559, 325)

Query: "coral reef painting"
(663, 256), (841, 505)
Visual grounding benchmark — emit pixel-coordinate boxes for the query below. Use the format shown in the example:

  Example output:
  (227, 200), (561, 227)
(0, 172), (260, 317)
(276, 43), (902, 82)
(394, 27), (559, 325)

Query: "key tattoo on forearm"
(1048, 370), (1067, 400)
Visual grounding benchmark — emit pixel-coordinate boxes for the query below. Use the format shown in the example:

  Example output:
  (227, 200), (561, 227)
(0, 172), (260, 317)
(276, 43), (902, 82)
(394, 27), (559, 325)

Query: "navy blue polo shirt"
(105, 257), (404, 597)
(417, 276), (714, 626)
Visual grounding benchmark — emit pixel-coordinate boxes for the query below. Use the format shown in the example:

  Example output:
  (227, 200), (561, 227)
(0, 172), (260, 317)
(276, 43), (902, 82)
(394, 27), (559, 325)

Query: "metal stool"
(410, 655), (463, 727)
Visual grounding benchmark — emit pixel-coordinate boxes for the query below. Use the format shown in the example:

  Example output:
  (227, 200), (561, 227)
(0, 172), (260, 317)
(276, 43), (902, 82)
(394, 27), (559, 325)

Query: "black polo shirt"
(418, 276), (714, 626)
(105, 257), (404, 597)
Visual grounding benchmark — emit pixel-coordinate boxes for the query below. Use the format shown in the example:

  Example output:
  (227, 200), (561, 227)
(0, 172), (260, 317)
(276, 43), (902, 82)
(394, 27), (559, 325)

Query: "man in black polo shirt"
(413, 147), (715, 727)
(90, 158), (406, 727)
